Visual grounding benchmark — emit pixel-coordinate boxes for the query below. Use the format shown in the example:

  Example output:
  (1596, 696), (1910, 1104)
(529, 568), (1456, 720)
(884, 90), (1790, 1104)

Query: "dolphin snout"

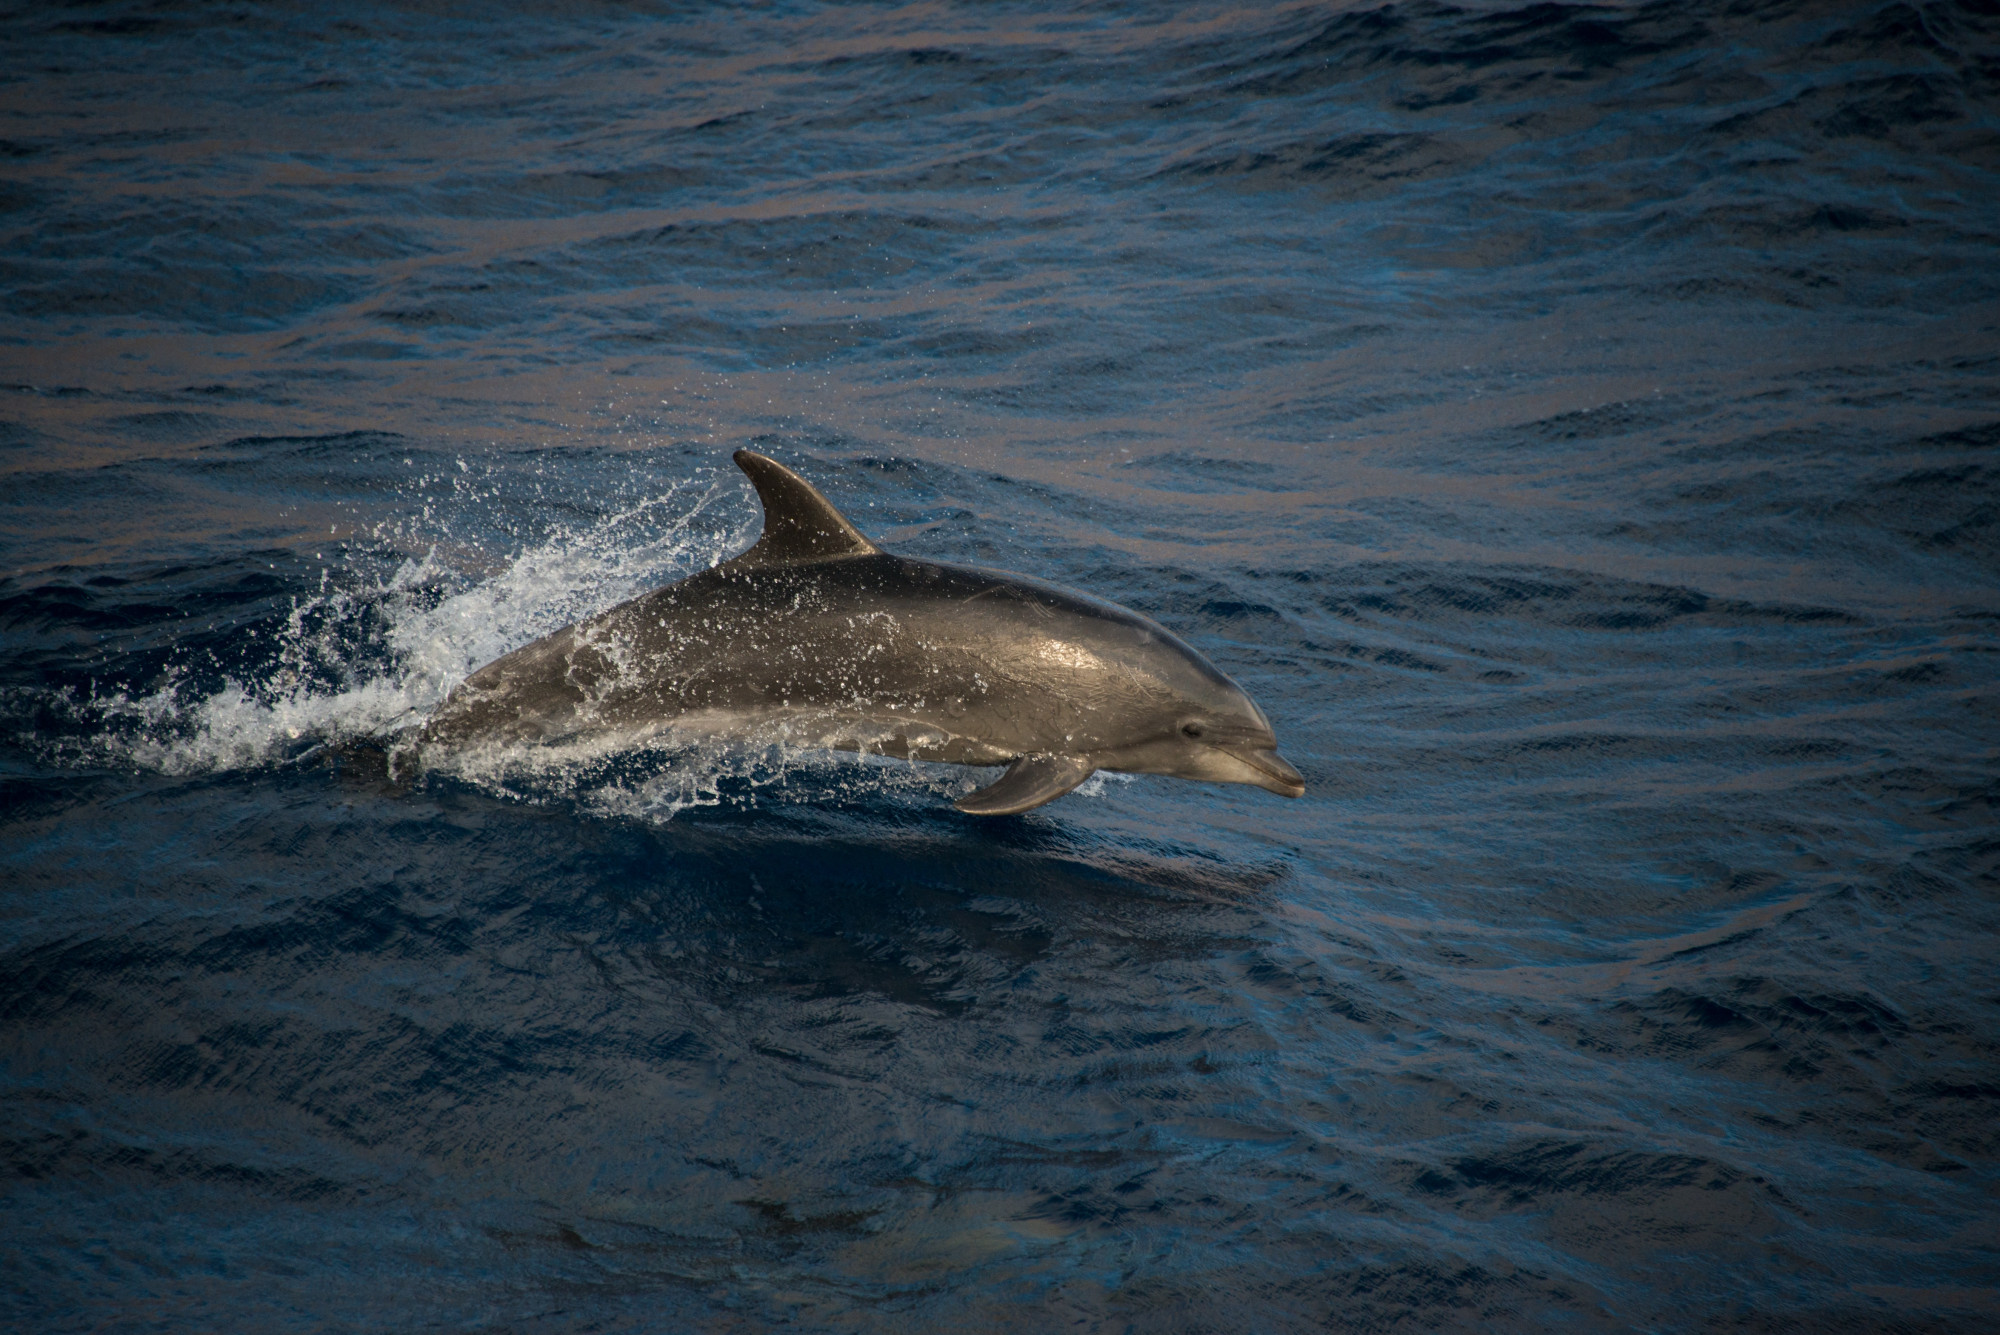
(1227, 746), (1305, 798)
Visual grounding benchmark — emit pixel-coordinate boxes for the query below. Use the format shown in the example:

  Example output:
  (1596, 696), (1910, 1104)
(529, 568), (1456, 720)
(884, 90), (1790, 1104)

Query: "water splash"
(31, 470), (758, 798)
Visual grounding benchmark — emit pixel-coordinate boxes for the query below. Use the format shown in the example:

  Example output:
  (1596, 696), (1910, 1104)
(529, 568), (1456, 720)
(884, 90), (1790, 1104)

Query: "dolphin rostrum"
(408, 450), (1304, 815)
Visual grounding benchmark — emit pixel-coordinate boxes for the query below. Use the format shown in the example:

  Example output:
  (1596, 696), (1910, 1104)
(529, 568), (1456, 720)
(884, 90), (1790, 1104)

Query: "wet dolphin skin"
(413, 450), (1304, 814)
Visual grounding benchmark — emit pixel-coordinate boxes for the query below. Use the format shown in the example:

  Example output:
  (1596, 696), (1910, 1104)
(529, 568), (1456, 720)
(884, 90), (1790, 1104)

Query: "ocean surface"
(3, 1), (1997, 1329)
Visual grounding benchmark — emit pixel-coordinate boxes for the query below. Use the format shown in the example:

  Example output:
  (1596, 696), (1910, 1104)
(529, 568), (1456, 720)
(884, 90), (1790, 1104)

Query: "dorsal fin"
(729, 449), (879, 567)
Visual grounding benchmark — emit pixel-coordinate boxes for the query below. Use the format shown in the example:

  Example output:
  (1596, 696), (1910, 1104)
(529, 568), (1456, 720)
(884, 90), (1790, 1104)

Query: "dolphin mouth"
(1224, 746), (1305, 798)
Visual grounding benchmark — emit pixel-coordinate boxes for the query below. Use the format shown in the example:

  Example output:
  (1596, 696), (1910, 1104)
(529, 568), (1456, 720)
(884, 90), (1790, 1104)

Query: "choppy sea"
(4, 1), (1998, 1329)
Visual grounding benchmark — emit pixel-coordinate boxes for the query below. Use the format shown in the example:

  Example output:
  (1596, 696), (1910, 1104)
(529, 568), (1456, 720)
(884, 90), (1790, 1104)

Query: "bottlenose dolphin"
(409, 450), (1303, 815)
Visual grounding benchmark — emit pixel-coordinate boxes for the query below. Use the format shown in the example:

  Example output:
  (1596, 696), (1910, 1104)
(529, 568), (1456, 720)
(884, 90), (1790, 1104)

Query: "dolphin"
(407, 450), (1304, 815)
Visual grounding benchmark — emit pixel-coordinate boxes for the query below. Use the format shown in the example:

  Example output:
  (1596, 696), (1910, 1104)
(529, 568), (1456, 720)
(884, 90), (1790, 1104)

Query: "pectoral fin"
(954, 753), (1095, 816)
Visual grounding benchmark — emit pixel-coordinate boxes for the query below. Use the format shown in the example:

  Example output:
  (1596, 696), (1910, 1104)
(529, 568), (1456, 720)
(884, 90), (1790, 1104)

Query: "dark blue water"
(4, 1), (1998, 1328)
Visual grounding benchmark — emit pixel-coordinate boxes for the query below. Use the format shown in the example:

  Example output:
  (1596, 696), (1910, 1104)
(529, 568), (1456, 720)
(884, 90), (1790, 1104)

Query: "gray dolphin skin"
(410, 450), (1304, 815)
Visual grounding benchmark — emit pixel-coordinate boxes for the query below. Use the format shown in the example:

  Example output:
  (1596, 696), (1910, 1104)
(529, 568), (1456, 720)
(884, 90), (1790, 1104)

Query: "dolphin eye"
(1181, 721), (1205, 739)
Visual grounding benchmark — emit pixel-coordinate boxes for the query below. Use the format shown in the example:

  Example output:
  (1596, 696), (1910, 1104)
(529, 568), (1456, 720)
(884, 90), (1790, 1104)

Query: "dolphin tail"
(954, 753), (1095, 816)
